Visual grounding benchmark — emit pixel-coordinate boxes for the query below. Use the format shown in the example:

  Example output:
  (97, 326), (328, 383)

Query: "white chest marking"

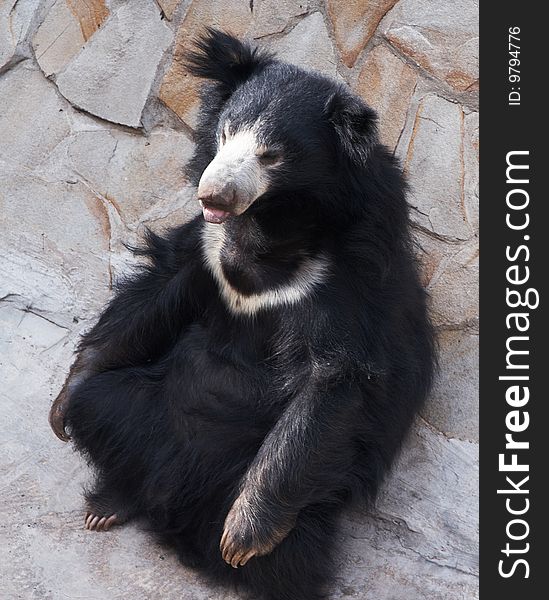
(202, 222), (330, 316)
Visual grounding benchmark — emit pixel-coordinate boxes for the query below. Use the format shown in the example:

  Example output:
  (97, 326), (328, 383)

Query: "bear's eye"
(257, 150), (281, 166)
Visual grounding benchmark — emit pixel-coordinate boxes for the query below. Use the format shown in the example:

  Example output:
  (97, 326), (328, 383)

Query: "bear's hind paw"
(84, 512), (119, 532)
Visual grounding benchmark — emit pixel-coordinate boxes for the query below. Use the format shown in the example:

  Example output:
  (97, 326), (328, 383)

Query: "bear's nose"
(197, 179), (237, 209)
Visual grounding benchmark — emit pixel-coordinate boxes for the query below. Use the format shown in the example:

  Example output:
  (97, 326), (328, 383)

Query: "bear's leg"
(66, 368), (166, 529)
(239, 503), (339, 600)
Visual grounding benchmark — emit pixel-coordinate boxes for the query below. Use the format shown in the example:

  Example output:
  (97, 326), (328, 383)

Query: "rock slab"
(55, 0), (172, 127)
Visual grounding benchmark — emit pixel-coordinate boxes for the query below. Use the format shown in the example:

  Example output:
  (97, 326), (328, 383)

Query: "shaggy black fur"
(60, 29), (436, 600)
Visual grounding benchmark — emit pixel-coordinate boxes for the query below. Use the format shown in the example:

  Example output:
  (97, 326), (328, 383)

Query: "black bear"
(49, 29), (436, 600)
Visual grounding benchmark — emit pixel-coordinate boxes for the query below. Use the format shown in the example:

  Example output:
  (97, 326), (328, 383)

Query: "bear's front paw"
(220, 494), (295, 568)
(49, 386), (71, 442)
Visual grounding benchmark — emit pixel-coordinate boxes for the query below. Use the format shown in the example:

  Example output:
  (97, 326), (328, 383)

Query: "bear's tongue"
(202, 206), (231, 224)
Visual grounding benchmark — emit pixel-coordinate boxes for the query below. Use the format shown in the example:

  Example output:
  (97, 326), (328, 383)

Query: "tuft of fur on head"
(184, 27), (274, 92)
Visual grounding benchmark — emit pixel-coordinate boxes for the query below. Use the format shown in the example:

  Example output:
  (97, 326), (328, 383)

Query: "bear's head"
(184, 28), (379, 224)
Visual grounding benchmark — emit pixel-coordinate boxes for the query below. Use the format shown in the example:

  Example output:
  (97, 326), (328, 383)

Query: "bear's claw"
(85, 512), (118, 532)
(49, 390), (71, 442)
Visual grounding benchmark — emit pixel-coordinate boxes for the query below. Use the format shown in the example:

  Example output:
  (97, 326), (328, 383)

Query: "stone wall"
(0, 1), (478, 598)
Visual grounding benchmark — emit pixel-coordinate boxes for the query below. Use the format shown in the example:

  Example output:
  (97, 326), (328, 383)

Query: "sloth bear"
(49, 29), (435, 600)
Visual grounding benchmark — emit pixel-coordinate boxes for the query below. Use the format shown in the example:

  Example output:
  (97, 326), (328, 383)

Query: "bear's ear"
(325, 91), (378, 165)
(184, 28), (273, 93)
